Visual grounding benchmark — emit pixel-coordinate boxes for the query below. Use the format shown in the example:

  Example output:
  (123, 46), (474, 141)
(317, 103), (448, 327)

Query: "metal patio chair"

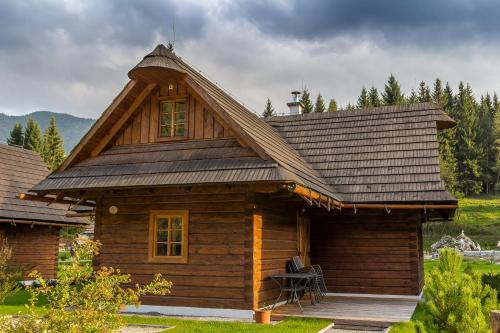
(291, 256), (328, 298)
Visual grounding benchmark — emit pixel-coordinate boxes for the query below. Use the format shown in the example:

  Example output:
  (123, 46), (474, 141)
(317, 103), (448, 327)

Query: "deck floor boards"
(271, 296), (418, 328)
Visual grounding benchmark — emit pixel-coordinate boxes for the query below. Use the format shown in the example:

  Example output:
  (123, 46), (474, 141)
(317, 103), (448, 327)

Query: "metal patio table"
(268, 272), (318, 311)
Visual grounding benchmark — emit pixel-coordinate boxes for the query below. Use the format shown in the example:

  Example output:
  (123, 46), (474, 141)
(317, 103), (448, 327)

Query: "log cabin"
(0, 144), (87, 279)
(29, 45), (457, 317)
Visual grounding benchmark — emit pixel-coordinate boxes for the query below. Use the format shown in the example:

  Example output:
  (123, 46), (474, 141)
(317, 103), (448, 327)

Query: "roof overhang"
(283, 182), (458, 221)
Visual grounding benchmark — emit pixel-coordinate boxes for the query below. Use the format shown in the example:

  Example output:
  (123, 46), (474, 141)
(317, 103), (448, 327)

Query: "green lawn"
(0, 291), (330, 332)
(124, 316), (330, 333)
(423, 195), (500, 250)
(424, 258), (500, 275)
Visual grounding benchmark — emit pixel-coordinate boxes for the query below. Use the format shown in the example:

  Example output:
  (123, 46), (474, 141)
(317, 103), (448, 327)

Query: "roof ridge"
(268, 102), (442, 122)
(173, 56), (343, 201)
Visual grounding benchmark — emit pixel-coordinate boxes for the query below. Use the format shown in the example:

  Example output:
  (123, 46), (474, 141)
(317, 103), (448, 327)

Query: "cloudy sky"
(1, 0), (500, 118)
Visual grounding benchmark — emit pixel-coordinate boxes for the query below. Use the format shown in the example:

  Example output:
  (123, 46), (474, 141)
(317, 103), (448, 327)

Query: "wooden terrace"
(271, 295), (418, 328)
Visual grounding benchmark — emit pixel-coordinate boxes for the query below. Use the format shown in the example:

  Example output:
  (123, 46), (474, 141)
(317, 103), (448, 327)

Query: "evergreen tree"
(368, 86), (381, 107)
(41, 116), (65, 171)
(7, 122), (24, 147)
(478, 94), (497, 193)
(346, 103), (355, 111)
(300, 88), (314, 114)
(314, 93), (326, 113)
(327, 99), (337, 112)
(382, 74), (405, 105)
(262, 98), (275, 118)
(494, 99), (500, 193)
(407, 89), (419, 104)
(23, 117), (43, 152)
(437, 83), (460, 195)
(432, 78), (446, 107)
(417, 81), (431, 103)
(357, 87), (370, 108)
(454, 82), (484, 195)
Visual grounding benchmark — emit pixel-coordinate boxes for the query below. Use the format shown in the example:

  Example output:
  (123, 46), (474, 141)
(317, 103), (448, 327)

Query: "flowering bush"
(0, 239), (172, 333)
(0, 239), (22, 303)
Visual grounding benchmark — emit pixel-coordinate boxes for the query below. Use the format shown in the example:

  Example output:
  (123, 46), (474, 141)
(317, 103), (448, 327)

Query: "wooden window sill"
(148, 257), (188, 264)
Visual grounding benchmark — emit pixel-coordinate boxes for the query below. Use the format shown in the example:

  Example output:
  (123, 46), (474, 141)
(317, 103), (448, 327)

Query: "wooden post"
(492, 310), (500, 333)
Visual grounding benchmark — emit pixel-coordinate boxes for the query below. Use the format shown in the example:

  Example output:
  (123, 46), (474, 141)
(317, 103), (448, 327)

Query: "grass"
(0, 290), (48, 315)
(423, 195), (500, 250)
(124, 316), (330, 333)
(424, 258), (500, 275)
(0, 291), (330, 332)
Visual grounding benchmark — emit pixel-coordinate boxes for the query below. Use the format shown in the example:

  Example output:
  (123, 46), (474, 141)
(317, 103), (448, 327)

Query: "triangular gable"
(58, 44), (342, 202)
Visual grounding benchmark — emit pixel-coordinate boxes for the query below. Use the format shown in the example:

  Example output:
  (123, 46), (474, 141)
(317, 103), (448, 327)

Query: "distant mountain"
(0, 111), (95, 153)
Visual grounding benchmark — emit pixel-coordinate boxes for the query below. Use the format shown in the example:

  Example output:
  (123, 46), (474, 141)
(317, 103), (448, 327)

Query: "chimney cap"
(291, 90), (301, 95)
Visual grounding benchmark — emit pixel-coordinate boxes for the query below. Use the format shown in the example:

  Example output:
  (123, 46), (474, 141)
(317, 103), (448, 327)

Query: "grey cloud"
(226, 0), (500, 45)
(0, 0), (499, 119)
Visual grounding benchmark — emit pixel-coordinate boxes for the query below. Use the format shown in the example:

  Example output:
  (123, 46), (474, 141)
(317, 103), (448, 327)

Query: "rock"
(431, 231), (481, 253)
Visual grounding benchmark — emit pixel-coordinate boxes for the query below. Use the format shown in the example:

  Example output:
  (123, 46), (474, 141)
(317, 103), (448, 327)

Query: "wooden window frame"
(148, 210), (189, 264)
(157, 98), (188, 142)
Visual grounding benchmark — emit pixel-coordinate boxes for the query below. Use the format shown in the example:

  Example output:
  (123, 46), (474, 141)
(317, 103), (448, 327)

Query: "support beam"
(58, 80), (138, 171)
(17, 193), (95, 207)
(90, 83), (157, 157)
(283, 183), (458, 212)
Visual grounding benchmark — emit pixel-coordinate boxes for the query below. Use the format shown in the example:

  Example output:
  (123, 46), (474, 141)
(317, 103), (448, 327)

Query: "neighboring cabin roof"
(0, 144), (87, 226)
(266, 103), (457, 203)
(34, 138), (305, 191)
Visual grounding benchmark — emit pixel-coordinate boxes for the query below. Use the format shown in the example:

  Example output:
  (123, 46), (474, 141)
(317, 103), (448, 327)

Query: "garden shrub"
(0, 239), (22, 303)
(424, 248), (497, 333)
(482, 273), (500, 301)
(0, 239), (172, 333)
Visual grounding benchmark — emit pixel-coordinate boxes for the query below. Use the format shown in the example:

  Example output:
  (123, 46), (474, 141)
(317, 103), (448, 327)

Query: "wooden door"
(297, 213), (311, 266)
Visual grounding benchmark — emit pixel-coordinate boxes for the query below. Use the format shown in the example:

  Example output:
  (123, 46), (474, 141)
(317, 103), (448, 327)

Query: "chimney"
(287, 91), (302, 115)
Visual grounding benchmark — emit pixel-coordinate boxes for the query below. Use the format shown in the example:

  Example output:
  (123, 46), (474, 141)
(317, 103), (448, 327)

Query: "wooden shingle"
(0, 144), (87, 225)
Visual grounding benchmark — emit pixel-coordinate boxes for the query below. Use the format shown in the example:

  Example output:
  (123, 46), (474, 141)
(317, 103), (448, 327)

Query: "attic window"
(159, 100), (186, 138)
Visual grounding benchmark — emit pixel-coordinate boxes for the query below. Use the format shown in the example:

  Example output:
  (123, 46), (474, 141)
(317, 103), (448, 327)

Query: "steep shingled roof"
(42, 44), (341, 202)
(0, 144), (87, 226)
(34, 139), (304, 191)
(266, 103), (457, 203)
(32, 46), (456, 205)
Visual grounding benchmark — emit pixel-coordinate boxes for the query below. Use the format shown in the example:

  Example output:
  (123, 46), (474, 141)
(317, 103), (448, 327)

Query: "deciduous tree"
(327, 99), (337, 112)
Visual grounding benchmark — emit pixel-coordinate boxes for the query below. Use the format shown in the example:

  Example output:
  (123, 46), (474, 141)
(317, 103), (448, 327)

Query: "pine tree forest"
(262, 75), (499, 196)
(6, 116), (65, 171)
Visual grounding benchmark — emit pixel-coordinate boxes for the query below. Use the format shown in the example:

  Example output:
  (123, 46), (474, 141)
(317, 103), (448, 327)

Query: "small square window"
(149, 210), (189, 263)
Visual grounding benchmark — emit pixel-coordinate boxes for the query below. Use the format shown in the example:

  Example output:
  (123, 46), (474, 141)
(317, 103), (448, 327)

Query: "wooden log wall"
(114, 81), (233, 146)
(94, 186), (253, 309)
(251, 199), (298, 309)
(310, 210), (423, 295)
(0, 224), (60, 279)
